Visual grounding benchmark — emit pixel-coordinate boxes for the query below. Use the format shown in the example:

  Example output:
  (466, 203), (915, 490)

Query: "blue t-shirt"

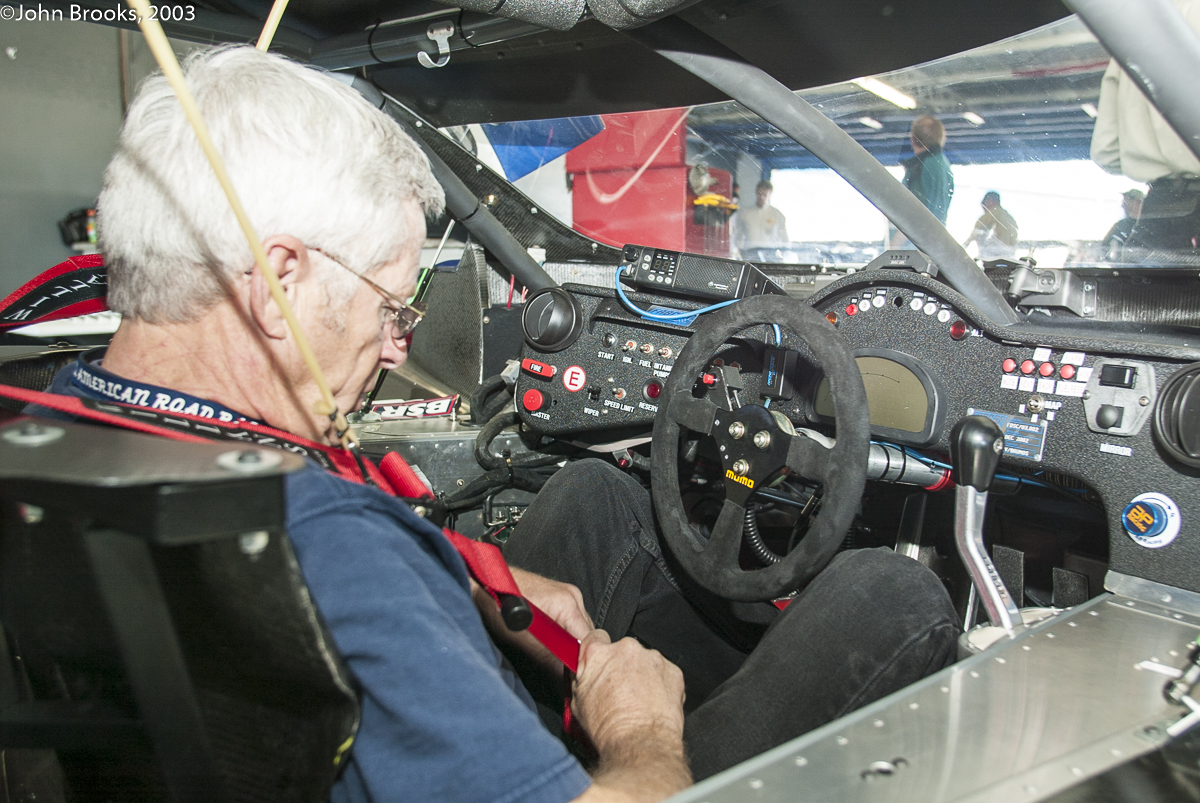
(38, 355), (591, 803)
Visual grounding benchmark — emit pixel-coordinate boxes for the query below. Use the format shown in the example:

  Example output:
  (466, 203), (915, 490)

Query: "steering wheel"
(650, 295), (870, 602)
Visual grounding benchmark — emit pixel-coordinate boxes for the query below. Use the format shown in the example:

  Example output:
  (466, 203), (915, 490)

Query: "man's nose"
(380, 332), (409, 369)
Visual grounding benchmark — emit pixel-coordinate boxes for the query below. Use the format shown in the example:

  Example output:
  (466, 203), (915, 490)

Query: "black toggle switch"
(1096, 404), (1124, 430)
(1099, 364), (1136, 388)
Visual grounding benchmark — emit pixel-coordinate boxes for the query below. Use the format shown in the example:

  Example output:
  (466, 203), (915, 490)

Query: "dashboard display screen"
(814, 356), (930, 434)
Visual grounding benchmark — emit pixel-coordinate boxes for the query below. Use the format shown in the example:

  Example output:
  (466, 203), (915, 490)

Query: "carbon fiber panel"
(1092, 277), (1200, 327)
(407, 246), (486, 395)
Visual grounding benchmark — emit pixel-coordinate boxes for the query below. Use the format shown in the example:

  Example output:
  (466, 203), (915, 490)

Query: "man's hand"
(509, 567), (593, 640)
(471, 567), (592, 671)
(571, 630), (690, 802)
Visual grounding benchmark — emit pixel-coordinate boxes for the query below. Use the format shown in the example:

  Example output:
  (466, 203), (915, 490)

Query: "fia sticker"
(562, 365), (587, 393)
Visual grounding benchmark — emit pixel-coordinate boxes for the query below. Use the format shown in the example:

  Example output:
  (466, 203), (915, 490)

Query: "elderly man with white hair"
(38, 45), (690, 803)
(35, 44), (959, 803)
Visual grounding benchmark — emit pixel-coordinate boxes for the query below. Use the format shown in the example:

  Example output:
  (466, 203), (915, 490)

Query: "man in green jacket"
(903, 115), (954, 222)
(891, 115), (955, 248)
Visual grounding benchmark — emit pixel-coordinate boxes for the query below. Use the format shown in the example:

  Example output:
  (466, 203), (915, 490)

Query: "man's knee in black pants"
(503, 459), (663, 631)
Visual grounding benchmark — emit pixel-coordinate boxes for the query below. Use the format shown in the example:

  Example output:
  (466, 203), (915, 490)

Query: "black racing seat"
(0, 417), (358, 803)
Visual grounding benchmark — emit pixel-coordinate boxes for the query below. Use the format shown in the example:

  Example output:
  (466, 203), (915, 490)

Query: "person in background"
(1100, 189), (1145, 260)
(891, 115), (954, 247)
(963, 191), (1018, 260)
(731, 179), (789, 257)
(1091, 0), (1200, 254)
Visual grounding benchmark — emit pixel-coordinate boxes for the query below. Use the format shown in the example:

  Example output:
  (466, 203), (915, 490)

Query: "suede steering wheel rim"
(650, 295), (870, 602)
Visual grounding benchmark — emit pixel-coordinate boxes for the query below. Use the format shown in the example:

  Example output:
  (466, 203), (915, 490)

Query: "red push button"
(1002, 358), (1017, 373)
(521, 358), (556, 378)
(846, 303), (858, 316)
(1020, 360), (1036, 375)
(522, 389), (548, 412)
(1060, 364), (1077, 380)
(1038, 362), (1055, 377)
(701, 373), (716, 385)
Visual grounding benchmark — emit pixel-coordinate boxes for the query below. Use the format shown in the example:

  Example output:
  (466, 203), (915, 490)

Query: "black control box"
(621, 244), (785, 302)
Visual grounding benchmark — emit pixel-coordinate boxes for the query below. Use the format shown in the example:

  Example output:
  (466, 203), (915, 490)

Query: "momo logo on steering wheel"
(725, 470), (755, 489)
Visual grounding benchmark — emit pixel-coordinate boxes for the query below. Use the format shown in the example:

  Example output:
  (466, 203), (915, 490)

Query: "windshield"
(451, 17), (1181, 273)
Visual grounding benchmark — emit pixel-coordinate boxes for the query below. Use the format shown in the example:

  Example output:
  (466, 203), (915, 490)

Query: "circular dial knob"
(522, 288), (584, 353)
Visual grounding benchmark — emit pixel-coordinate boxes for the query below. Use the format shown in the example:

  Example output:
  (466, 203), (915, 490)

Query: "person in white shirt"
(963, 191), (1018, 261)
(731, 180), (789, 257)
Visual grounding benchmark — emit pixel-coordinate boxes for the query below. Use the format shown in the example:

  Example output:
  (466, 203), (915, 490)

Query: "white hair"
(99, 45), (445, 323)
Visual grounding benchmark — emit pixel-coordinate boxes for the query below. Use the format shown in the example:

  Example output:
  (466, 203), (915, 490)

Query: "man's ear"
(249, 235), (309, 340)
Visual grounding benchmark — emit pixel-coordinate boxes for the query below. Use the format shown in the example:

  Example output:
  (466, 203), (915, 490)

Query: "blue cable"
(613, 266), (740, 322)
(771, 324), (782, 345)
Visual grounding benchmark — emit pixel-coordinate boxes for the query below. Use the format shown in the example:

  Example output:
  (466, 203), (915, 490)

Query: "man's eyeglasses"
(310, 247), (425, 342)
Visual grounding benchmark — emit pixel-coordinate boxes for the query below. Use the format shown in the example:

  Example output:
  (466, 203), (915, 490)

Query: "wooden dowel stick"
(256, 0), (291, 51)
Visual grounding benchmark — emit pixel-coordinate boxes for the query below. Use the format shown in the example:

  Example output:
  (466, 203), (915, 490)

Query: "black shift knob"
(950, 415), (1005, 491)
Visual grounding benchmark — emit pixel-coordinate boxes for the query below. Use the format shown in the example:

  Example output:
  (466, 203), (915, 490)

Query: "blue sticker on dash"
(967, 408), (1049, 462)
(1121, 493), (1181, 549)
(1123, 501), (1166, 538)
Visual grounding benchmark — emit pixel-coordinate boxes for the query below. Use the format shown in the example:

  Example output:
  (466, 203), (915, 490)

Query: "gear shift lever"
(950, 415), (1021, 635)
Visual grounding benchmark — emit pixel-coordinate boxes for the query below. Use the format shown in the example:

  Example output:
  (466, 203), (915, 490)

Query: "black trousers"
(503, 460), (960, 780)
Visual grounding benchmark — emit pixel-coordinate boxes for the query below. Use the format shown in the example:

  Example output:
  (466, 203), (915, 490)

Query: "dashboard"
(514, 258), (1200, 596)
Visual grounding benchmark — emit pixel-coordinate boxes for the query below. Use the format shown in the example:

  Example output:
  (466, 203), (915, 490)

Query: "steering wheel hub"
(712, 404), (791, 506)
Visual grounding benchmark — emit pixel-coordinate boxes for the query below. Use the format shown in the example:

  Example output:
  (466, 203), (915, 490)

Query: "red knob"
(1060, 364), (1077, 380)
(1020, 360), (1035, 375)
(522, 388), (548, 412)
(1002, 358), (1017, 373)
(1038, 362), (1055, 377)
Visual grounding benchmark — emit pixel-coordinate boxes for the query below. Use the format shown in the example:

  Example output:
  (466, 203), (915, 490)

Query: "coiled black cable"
(744, 504), (783, 565)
